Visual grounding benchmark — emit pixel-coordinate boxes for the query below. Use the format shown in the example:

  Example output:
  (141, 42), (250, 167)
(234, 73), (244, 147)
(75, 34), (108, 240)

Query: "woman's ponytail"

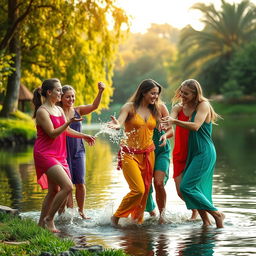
(32, 87), (42, 118)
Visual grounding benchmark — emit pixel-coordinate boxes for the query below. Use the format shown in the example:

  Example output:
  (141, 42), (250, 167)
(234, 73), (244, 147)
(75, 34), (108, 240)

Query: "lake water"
(0, 116), (256, 256)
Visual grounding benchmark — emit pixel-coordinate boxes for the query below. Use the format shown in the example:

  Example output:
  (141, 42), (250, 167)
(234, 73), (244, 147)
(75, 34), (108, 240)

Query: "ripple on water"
(21, 204), (256, 256)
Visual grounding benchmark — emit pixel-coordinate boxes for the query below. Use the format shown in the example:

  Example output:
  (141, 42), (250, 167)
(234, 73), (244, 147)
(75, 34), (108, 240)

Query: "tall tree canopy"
(177, 0), (256, 95)
(0, 0), (129, 117)
(222, 42), (256, 97)
(112, 23), (179, 104)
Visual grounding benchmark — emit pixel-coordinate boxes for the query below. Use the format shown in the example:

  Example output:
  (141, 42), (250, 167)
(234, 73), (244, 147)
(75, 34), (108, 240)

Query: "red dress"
(172, 109), (189, 178)
(33, 112), (71, 189)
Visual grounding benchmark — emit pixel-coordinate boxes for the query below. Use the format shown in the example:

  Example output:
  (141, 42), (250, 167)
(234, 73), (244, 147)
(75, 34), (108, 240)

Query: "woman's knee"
(132, 185), (145, 198)
(154, 179), (164, 190)
(61, 181), (73, 194)
(47, 188), (58, 199)
(137, 186), (145, 196)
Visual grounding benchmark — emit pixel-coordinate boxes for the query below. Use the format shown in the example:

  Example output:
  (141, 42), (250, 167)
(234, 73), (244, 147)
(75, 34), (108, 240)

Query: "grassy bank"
(0, 110), (36, 146)
(0, 212), (129, 256)
(212, 102), (256, 116)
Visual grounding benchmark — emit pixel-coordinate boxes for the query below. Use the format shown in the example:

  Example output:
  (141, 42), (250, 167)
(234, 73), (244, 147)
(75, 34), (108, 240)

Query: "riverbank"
(0, 211), (129, 256)
(0, 110), (36, 146)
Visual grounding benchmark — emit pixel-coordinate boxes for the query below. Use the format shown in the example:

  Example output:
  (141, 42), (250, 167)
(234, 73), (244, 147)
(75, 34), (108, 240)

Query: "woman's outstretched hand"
(69, 117), (84, 123)
(160, 116), (175, 131)
(107, 116), (121, 130)
(83, 134), (96, 146)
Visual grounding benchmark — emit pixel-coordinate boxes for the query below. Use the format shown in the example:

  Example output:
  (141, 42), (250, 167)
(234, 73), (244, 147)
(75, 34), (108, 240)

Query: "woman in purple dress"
(60, 82), (105, 218)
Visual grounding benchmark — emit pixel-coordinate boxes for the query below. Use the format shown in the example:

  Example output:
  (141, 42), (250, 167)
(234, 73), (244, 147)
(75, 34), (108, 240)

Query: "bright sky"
(116, 0), (256, 32)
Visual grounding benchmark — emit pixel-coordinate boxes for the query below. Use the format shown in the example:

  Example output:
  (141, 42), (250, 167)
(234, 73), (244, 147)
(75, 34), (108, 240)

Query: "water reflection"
(120, 227), (170, 256)
(1, 118), (256, 256)
(85, 138), (117, 208)
(0, 145), (35, 210)
(177, 227), (217, 256)
(119, 227), (158, 256)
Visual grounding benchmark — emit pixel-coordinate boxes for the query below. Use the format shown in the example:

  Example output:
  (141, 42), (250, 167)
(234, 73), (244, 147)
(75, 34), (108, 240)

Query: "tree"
(223, 42), (256, 97)
(0, 0), (129, 117)
(112, 23), (178, 103)
(177, 0), (256, 94)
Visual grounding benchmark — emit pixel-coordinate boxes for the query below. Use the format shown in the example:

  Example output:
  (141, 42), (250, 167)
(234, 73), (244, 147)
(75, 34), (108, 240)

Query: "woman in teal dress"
(145, 103), (173, 224)
(161, 79), (225, 228)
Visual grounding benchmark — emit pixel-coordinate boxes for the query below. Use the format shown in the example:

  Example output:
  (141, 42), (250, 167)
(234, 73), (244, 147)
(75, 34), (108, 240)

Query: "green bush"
(0, 110), (36, 142)
(221, 80), (244, 100)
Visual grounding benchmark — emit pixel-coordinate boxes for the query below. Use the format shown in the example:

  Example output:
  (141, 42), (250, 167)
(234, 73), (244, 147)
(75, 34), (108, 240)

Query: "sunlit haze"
(116, 0), (256, 32)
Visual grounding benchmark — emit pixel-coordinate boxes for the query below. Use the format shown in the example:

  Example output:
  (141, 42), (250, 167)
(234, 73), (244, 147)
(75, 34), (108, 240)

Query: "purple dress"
(66, 109), (86, 184)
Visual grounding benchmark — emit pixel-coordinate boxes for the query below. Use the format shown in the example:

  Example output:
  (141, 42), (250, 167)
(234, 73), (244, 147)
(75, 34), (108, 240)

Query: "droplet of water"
(94, 120), (126, 145)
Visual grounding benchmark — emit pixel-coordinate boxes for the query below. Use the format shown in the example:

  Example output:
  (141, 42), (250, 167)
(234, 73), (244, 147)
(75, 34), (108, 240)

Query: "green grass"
(0, 109), (36, 143)
(212, 102), (256, 116)
(0, 213), (130, 256)
(0, 212), (73, 256)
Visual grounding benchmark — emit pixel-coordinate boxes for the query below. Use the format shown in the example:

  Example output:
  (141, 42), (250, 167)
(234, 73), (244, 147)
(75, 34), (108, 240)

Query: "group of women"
(32, 78), (225, 233)
(33, 78), (104, 232)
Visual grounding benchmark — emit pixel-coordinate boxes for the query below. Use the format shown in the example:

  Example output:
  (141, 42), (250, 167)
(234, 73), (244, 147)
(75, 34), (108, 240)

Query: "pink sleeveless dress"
(33, 109), (71, 189)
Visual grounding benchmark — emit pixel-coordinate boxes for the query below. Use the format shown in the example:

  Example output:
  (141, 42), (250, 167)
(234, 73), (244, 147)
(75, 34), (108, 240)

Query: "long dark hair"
(128, 79), (163, 119)
(32, 78), (60, 118)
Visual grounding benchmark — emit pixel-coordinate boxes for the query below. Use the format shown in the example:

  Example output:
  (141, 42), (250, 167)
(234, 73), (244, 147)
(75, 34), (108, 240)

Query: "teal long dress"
(180, 112), (218, 211)
(145, 128), (171, 212)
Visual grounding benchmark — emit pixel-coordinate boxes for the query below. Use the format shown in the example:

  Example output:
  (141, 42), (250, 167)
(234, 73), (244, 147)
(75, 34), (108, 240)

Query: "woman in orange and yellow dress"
(108, 79), (163, 226)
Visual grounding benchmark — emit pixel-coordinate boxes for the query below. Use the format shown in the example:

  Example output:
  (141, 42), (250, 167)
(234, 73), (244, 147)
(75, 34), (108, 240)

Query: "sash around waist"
(117, 143), (155, 170)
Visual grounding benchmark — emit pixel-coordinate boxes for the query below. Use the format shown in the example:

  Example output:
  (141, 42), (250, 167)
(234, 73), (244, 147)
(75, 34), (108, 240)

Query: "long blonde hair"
(172, 79), (221, 124)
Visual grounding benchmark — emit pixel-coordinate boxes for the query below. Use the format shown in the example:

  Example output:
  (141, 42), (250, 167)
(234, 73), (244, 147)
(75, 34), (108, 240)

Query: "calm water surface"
(0, 116), (256, 256)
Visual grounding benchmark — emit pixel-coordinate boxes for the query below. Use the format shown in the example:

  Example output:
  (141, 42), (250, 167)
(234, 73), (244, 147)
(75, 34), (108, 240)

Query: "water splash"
(94, 120), (126, 145)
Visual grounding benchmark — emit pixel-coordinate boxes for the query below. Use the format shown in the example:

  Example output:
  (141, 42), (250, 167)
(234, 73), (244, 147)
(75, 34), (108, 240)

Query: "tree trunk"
(0, 0), (21, 117)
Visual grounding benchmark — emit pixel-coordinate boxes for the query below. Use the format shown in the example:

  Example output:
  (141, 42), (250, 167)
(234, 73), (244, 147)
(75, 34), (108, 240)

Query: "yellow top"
(124, 112), (156, 150)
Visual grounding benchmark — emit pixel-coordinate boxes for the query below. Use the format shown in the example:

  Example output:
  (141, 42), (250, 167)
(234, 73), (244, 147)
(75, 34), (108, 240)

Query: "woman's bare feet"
(202, 220), (212, 227)
(43, 217), (60, 233)
(79, 211), (91, 220)
(111, 215), (120, 228)
(189, 209), (199, 221)
(158, 216), (166, 224)
(149, 210), (157, 217)
(158, 209), (166, 224)
(214, 212), (225, 228)
(198, 210), (212, 226)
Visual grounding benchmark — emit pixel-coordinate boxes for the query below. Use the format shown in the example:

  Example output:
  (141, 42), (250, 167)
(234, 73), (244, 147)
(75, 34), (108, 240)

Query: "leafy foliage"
(0, 0), (129, 116)
(0, 52), (14, 93)
(224, 42), (256, 96)
(177, 0), (256, 94)
(221, 79), (244, 99)
(112, 24), (179, 104)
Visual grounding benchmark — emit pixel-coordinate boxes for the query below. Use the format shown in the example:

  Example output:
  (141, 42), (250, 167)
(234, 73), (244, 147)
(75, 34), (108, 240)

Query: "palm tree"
(178, 0), (256, 93)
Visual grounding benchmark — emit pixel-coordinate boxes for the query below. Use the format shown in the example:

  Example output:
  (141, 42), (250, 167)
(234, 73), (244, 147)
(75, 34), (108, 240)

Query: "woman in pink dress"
(33, 78), (95, 232)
